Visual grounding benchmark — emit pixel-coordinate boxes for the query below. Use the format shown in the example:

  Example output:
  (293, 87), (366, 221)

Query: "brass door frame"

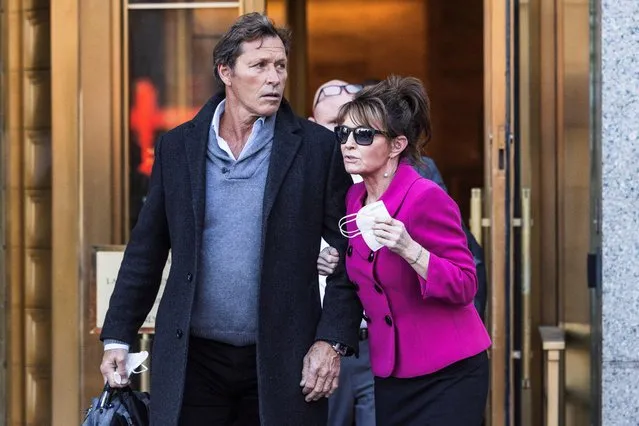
(558, 0), (593, 423)
(281, 0), (307, 114)
(1, 5), (7, 424)
(588, 0), (602, 423)
(51, 0), (127, 422)
(484, 0), (515, 424)
(51, 0), (82, 422)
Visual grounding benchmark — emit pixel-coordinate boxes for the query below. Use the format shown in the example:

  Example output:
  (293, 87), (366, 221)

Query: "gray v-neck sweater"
(190, 105), (275, 346)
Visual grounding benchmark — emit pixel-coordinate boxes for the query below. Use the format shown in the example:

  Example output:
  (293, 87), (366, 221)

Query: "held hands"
(100, 348), (129, 388)
(300, 341), (341, 402)
(317, 246), (340, 276)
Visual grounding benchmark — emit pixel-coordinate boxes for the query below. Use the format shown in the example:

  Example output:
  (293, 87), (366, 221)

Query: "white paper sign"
(95, 249), (171, 333)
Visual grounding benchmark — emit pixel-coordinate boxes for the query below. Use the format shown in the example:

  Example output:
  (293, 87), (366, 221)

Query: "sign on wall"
(90, 245), (170, 334)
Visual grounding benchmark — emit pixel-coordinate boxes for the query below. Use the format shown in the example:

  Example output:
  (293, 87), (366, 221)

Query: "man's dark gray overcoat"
(101, 94), (362, 425)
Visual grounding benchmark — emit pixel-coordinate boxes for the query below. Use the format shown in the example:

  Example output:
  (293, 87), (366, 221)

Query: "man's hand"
(317, 246), (340, 276)
(100, 348), (129, 388)
(300, 341), (341, 402)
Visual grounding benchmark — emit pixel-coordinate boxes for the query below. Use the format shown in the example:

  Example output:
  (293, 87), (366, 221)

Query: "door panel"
(515, 1), (593, 425)
(484, 0), (514, 424)
(125, 5), (240, 231)
(559, 0), (592, 424)
(123, 1), (266, 233)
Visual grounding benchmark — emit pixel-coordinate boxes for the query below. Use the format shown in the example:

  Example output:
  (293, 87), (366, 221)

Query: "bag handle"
(96, 383), (113, 412)
(97, 383), (136, 411)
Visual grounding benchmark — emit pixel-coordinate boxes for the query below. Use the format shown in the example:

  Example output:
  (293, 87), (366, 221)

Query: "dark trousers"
(179, 336), (260, 426)
(327, 337), (376, 426)
(375, 351), (489, 426)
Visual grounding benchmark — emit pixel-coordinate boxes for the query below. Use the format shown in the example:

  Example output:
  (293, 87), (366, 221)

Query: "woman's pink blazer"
(344, 162), (491, 378)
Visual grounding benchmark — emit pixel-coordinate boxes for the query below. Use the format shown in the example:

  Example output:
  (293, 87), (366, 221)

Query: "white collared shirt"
(211, 99), (267, 161)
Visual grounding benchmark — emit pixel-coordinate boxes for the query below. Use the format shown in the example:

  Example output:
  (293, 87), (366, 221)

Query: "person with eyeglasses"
(309, 79), (375, 426)
(310, 80), (363, 132)
(324, 76), (491, 425)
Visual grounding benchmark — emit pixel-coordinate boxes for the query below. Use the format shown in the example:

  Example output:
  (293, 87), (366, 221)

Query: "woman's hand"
(372, 217), (419, 259)
(317, 246), (340, 276)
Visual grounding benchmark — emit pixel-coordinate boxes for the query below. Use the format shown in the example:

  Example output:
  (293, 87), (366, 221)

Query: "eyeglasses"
(334, 125), (387, 146)
(314, 84), (363, 108)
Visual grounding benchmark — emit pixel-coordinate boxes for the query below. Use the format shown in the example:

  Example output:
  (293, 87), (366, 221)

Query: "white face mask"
(113, 351), (149, 385)
(339, 200), (392, 252)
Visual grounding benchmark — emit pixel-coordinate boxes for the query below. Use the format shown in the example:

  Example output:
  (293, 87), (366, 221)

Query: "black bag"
(82, 383), (150, 426)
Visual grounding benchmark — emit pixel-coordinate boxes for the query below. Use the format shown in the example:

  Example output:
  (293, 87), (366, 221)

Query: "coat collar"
(263, 98), (302, 221)
(348, 161), (422, 217)
(183, 92), (302, 233)
(184, 94), (219, 235)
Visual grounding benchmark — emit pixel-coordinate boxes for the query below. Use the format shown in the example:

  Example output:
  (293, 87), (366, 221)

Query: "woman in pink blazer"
(322, 76), (491, 425)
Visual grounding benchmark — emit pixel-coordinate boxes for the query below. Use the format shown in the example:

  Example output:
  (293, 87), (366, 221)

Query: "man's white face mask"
(339, 200), (391, 252)
(113, 351), (149, 385)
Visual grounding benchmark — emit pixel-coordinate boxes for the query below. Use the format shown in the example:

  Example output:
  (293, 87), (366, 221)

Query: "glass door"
(124, 1), (249, 231)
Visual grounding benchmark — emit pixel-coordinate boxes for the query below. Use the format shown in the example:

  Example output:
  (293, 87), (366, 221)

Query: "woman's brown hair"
(336, 75), (432, 164)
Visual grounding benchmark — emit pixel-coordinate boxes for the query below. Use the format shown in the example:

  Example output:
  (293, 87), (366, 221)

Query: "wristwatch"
(326, 341), (351, 357)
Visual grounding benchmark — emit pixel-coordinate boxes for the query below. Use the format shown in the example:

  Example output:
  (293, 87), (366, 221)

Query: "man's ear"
(218, 64), (233, 86)
(308, 117), (316, 123)
(390, 135), (409, 159)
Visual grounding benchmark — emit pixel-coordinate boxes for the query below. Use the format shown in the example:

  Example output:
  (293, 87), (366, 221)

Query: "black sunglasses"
(334, 125), (387, 146)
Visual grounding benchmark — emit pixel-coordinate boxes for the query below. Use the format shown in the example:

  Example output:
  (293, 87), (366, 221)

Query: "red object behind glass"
(130, 78), (198, 177)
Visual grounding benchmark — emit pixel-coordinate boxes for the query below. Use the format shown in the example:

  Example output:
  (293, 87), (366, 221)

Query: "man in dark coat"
(99, 13), (362, 426)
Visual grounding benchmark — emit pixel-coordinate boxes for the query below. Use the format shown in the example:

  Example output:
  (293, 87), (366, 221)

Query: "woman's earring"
(383, 162), (391, 178)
